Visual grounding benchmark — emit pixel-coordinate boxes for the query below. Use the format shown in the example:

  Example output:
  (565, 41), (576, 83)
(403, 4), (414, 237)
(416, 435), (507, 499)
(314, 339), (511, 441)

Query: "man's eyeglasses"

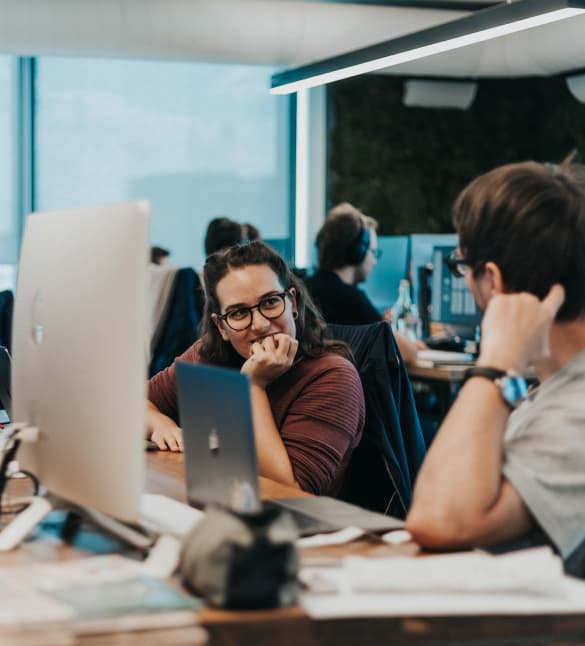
(444, 249), (467, 278)
(369, 247), (383, 260)
(217, 291), (290, 331)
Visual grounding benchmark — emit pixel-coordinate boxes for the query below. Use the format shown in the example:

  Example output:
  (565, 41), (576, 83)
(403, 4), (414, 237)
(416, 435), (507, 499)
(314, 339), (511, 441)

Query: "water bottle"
(391, 279), (420, 341)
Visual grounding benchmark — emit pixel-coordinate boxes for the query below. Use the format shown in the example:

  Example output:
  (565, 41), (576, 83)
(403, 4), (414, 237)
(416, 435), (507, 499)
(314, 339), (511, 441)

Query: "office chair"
(0, 290), (13, 353)
(149, 268), (201, 378)
(326, 321), (426, 519)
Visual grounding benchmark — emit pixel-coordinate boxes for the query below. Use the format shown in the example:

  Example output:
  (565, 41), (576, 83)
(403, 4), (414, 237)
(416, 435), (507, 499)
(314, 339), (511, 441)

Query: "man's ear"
(211, 313), (230, 342)
(483, 261), (506, 295)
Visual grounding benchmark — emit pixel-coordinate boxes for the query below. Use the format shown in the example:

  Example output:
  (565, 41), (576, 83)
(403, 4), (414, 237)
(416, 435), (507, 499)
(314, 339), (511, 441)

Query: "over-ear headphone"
(346, 223), (371, 266)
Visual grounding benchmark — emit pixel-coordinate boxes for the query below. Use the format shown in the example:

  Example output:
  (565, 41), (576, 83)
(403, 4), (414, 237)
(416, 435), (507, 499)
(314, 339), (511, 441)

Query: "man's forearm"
(407, 378), (510, 540)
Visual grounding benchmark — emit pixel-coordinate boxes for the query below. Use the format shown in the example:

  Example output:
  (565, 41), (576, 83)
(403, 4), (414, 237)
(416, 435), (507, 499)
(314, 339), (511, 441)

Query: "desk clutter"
(0, 555), (203, 637)
(180, 504), (299, 609)
(300, 547), (585, 619)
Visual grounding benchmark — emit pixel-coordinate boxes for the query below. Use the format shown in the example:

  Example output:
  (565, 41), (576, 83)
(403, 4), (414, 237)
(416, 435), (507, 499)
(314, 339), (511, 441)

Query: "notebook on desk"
(175, 362), (404, 537)
(416, 349), (475, 366)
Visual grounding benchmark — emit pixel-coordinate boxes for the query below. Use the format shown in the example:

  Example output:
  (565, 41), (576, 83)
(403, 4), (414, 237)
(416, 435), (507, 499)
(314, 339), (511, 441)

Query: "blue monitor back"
(264, 237), (292, 262)
(431, 246), (482, 327)
(363, 235), (410, 312)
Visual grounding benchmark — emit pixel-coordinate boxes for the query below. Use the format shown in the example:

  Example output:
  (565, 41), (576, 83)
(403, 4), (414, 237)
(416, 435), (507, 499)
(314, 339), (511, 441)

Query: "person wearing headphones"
(305, 203), (420, 363)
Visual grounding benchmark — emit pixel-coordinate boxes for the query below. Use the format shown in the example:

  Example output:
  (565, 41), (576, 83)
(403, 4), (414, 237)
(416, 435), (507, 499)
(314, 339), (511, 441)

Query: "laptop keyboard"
(266, 496), (404, 537)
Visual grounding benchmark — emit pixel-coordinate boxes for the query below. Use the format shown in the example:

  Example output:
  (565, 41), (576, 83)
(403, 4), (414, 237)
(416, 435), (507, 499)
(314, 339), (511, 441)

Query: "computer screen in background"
(362, 235), (410, 312)
(409, 233), (458, 310)
(264, 237), (292, 263)
(431, 246), (482, 331)
(1, 202), (150, 550)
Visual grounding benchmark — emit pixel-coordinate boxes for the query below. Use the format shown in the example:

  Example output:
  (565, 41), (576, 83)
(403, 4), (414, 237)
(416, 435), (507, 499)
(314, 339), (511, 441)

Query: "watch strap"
(463, 366), (507, 385)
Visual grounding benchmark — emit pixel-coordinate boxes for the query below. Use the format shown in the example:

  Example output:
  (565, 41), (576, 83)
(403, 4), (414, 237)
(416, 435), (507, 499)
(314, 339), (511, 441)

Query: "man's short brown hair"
(453, 159), (585, 322)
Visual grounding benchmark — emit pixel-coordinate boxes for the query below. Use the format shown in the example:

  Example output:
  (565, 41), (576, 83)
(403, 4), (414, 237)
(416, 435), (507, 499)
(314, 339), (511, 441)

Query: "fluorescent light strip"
(294, 88), (310, 269)
(271, 7), (584, 95)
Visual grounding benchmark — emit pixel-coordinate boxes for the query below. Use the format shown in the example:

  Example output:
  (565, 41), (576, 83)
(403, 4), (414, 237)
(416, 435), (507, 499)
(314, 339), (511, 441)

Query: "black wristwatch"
(463, 366), (528, 409)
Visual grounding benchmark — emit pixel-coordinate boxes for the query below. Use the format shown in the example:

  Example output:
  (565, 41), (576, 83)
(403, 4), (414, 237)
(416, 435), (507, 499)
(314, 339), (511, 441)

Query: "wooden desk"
(408, 360), (540, 447)
(408, 362), (537, 385)
(3, 452), (585, 645)
(145, 452), (585, 646)
(407, 362), (468, 383)
(145, 451), (312, 503)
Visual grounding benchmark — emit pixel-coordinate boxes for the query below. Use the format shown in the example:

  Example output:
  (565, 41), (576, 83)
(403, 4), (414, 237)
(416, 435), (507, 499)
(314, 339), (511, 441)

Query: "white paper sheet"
(297, 527), (364, 548)
(382, 529), (412, 545)
(345, 547), (564, 594)
(301, 547), (585, 618)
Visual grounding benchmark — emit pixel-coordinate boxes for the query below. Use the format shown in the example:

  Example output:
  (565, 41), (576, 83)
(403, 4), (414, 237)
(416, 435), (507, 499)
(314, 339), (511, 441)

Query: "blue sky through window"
(35, 58), (290, 268)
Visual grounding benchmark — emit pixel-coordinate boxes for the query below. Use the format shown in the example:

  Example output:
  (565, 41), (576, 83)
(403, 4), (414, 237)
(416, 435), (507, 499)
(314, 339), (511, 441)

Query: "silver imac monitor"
(7, 202), (149, 544)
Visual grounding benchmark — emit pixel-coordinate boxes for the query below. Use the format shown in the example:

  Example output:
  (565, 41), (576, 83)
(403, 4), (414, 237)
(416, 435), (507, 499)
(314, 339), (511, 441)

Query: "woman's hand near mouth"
(241, 333), (299, 388)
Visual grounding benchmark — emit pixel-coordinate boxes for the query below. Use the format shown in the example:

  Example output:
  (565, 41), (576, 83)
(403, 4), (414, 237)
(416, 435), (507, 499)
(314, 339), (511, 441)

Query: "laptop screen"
(176, 362), (261, 512)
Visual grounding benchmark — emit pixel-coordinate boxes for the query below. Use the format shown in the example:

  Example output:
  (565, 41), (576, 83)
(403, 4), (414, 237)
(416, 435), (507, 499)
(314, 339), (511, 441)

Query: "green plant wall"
(328, 75), (585, 234)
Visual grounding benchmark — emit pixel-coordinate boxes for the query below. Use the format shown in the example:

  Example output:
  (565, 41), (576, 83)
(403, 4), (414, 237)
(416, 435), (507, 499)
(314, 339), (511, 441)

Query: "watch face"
(500, 376), (529, 408)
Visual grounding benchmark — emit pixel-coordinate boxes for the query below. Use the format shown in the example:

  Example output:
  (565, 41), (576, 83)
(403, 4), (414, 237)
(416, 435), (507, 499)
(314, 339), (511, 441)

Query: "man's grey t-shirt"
(503, 348), (585, 563)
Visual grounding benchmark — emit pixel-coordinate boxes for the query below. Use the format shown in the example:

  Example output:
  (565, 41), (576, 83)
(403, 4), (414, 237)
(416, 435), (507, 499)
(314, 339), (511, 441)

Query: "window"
(35, 58), (291, 269)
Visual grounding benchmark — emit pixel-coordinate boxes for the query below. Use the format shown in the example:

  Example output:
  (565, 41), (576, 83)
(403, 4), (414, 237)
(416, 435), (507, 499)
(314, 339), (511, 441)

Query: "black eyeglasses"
(444, 249), (467, 278)
(369, 247), (383, 260)
(217, 291), (290, 331)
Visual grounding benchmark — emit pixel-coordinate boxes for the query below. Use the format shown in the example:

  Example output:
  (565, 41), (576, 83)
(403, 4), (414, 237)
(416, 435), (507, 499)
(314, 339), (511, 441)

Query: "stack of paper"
(345, 548), (564, 595)
(301, 548), (585, 618)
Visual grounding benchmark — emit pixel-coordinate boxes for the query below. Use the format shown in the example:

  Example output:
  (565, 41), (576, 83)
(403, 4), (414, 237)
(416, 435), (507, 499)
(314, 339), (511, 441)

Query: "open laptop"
(176, 361), (404, 536)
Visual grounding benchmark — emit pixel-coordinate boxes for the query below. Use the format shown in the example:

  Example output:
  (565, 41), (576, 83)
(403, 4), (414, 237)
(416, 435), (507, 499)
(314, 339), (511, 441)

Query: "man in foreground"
(406, 159), (585, 575)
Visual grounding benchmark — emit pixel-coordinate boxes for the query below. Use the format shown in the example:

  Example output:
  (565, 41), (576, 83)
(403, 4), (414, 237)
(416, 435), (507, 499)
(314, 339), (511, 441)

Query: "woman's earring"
(293, 311), (299, 320)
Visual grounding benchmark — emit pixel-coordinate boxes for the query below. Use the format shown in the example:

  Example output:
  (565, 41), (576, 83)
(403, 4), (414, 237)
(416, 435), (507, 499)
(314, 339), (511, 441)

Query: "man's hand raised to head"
(478, 284), (565, 373)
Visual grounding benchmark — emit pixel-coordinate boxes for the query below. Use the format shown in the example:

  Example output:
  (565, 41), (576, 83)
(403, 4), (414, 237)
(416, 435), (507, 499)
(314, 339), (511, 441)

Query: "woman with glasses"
(147, 241), (365, 495)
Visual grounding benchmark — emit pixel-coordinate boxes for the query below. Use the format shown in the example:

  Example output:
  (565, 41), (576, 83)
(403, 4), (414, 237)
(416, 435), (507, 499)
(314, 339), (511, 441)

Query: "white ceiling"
(0, 0), (582, 79)
(377, 10), (585, 78)
(0, 0), (469, 65)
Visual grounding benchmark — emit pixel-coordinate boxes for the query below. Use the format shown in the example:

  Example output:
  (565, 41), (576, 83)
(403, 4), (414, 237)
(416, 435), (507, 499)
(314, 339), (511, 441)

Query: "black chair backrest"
(149, 268), (201, 378)
(0, 290), (13, 353)
(0, 345), (11, 420)
(326, 321), (426, 519)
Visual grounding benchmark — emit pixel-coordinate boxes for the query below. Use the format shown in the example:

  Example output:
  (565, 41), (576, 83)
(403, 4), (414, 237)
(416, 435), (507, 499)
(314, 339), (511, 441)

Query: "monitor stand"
(0, 496), (52, 551)
(0, 494), (156, 551)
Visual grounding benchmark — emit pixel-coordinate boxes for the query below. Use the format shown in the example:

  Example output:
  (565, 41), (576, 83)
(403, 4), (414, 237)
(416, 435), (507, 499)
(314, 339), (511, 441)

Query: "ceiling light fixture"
(270, 0), (585, 94)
